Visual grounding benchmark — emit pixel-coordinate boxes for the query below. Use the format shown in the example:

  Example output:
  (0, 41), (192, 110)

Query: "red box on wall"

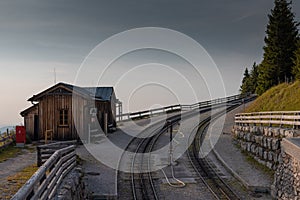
(16, 126), (26, 147)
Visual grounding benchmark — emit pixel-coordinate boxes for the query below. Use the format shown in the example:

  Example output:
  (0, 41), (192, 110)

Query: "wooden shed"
(20, 82), (117, 141)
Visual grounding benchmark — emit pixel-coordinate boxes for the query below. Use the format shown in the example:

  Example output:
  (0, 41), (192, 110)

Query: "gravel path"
(0, 146), (36, 199)
(0, 147), (36, 181)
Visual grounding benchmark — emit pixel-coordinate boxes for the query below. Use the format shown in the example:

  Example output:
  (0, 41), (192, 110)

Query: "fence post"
(37, 146), (42, 167)
(293, 112), (296, 129)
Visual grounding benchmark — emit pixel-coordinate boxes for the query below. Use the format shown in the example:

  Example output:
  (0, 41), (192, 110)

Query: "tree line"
(240, 0), (300, 95)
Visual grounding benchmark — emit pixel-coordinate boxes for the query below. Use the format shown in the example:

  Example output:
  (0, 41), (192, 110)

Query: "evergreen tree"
(256, 0), (299, 95)
(240, 68), (251, 94)
(248, 62), (259, 93)
(240, 63), (259, 95)
(292, 40), (300, 80)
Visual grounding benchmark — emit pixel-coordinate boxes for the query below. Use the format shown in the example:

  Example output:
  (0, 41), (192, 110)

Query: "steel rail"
(187, 105), (242, 200)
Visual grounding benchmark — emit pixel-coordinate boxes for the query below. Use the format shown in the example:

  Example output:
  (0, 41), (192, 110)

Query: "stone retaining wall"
(272, 138), (300, 199)
(232, 125), (299, 170)
(56, 167), (86, 200)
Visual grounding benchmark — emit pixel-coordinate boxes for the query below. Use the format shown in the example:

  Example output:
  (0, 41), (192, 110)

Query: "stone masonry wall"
(273, 152), (300, 199)
(56, 167), (87, 200)
(232, 125), (298, 170)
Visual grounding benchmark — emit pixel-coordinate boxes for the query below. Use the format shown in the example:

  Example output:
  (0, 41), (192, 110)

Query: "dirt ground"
(0, 145), (36, 199)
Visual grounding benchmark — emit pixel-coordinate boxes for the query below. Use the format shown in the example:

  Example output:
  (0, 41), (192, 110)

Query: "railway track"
(118, 112), (183, 200)
(187, 106), (242, 200)
(117, 96), (254, 200)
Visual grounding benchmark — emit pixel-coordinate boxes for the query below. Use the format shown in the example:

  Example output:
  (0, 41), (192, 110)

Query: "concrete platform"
(211, 104), (273, 194)
(76, 113), (180, 199)
(77, 106), (274, 199)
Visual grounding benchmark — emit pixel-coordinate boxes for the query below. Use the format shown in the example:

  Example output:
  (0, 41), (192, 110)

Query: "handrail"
(117, 93), (252, 122)
(0, 130), (14, 149)
(235, 111), (300, 129)
(11, 143), (76, 200)
(37, 140), (77, 166)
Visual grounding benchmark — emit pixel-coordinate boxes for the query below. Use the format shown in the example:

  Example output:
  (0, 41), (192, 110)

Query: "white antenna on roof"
(54, 68), (56, 84)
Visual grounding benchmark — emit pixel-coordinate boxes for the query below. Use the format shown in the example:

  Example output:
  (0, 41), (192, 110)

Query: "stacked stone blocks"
(232, 125), (297, 170)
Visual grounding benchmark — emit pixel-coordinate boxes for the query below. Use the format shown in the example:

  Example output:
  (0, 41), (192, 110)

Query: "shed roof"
(28, 82), (114, 102)
(20, 104), (38, 117)
(84, 87), (113, 101)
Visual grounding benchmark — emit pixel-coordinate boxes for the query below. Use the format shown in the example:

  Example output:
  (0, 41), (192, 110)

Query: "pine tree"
(256, 0), (299, 95)
(240, 63), (259, 95)
(292, 40), (300, 80)
(240, 68), (251, 94)
(249, 62), (259, 93)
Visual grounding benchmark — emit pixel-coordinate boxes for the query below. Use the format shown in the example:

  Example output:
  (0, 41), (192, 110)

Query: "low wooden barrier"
(37, 140), (77, 167)
(0, 130), (14, 149)
(235, 111), (300, 129)
(11, 142), (77, 200)
(117, 94), (252, 122)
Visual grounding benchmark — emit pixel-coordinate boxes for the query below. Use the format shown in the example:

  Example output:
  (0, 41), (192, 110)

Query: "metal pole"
(88, 124), (90, 144)
(168, 120), (173, 165)
(104, 113), (108, 135)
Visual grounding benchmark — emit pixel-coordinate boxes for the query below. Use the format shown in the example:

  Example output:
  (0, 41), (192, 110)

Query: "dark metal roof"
(83, 87), (113, 101)
(28, 82), (114, 102)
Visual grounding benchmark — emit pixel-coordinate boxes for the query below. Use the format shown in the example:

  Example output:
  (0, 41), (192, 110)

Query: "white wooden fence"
(235, 111), (300, 128)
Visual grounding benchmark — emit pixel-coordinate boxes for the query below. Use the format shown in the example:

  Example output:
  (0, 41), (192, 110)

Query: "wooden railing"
(44, 129), (53, 144)
(0, 130), (14, 149)
(37, 140), (77, 167)
(235, 111), (300, 129)
(12, 142), (77, 200)
(117, 94), (254, 122)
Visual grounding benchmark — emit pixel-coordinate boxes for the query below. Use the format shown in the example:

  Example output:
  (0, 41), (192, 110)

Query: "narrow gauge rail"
(131, 113), (181, 200)
(117, 112), (184, 200)
(118, 96), (252, 200)
(187, 105), (242, 200)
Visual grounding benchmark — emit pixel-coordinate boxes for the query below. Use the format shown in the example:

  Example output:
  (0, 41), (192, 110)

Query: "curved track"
(118, 96), (254, 200)
(118, 113), (183, 200)
(187, 106), (241, 200)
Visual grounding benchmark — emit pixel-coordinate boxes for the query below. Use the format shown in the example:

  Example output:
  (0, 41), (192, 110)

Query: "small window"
(59, 109), (68, 126)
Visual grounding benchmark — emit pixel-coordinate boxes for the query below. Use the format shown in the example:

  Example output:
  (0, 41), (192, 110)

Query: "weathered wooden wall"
(22, 84), (117, 141)
(39, 94), (72, 140)
(23, 105), (38, 139)
(37, 94), (116, 140)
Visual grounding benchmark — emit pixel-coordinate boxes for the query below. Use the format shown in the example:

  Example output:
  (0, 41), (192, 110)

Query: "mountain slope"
(246, 81), (300, 112)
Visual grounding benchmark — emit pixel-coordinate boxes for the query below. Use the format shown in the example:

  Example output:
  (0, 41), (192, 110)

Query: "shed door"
(34, 115), (39, 140)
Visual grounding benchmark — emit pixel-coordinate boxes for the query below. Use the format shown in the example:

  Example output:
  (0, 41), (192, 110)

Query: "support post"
(168, 120), (173, 165)
(88, 124), (91, 144)
(104, 113), (108, 135)
(37, 146), (42, 167)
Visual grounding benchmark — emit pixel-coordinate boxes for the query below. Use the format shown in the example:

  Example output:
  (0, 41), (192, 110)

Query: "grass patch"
(0, 145), (22, 163)
(241, 150), (274, 178)
(246, 81), (300, 112)
(0, 164), (38, 199)
(234, 142), (274, 178)
(0, 144), (36, 163)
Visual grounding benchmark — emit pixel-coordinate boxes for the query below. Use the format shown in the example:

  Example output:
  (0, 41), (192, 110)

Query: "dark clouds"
(0, 0), (298, 64)
(0, 0), (299, 126)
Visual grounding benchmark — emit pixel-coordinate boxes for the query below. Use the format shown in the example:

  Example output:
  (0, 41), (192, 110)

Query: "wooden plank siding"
(21, 82), (117, 141)
(22, 105), (38, 139)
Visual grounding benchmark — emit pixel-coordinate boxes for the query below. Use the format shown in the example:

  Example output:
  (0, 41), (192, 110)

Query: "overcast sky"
(0, 0), (299, 127)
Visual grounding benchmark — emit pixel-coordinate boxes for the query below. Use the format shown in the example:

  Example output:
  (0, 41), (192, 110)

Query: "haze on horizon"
(0, 0), (299, 127)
